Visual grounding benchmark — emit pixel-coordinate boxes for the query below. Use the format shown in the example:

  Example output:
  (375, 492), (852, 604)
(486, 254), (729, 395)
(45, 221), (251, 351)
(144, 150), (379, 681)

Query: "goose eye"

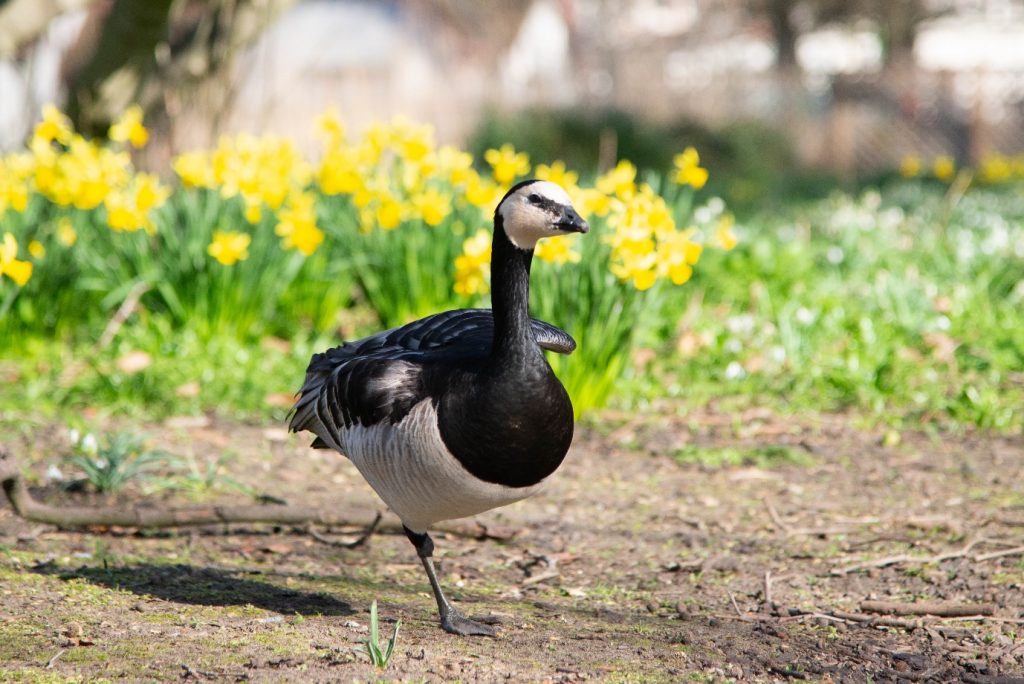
(527, 193), (542, 204)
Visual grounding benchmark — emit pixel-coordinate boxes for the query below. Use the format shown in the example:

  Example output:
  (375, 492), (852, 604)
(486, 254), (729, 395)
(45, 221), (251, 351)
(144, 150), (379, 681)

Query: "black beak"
(555, 206), (589, 234)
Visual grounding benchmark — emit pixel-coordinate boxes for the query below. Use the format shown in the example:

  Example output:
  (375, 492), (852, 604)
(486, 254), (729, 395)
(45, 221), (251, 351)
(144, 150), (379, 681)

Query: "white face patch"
(498, 180), (577, 250)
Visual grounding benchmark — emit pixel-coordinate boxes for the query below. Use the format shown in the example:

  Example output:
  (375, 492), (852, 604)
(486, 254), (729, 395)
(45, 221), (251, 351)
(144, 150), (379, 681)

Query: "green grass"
(625, 182), (1024, 431)
(672, 444), (812, 469)
(2, 181), (1022, 432)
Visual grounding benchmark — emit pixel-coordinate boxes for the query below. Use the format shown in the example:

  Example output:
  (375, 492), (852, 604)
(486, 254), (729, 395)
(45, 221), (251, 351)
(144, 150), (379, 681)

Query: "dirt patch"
(2, 409), (1023, 682)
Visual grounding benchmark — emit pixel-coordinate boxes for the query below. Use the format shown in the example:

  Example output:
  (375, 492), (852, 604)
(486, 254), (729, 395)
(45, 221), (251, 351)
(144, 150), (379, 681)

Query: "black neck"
(490, 217), (540, 366)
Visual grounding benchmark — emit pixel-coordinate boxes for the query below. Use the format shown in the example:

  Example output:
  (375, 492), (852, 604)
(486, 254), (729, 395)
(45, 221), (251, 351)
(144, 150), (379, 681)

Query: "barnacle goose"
(289, 180), (588, 636)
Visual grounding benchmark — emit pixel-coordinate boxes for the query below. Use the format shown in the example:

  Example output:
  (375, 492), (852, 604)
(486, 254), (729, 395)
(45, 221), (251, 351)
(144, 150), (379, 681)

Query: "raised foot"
(440, 610), (498, 637)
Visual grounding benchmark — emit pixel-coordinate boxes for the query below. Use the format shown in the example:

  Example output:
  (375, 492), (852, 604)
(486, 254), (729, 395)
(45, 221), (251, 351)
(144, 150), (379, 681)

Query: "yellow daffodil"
(535, 161), (579, 191)
(315, 108), (346, 146)
(319, 144), (367, 196)
(899, 155), (921, 178)
(484, 144), (530, 185)
(109, 105), (149, 148)
(375, 193), (404, 230)
(673, 147), (708, 189)
(535, 235), (581, 265)
(33, 104), (72, 146)
(395, 119), (435, 163)
(596, 160), (637, 198)
(0, 232), (33, 286)
(0, 152), (32, 213)
(437, 146), (474, 186)
(104, 173), (169, 232)
(463, 171), (504, 213)
(207, 230), (251, 265)
(979, 154), (1012, 184)
(173, 150), (215, 188)
(411, 187), (452, 227)
(714, 215), (738, 251)
(933, 155), (955, 182)
(453, 229), (491, 296)
(656, 228), (702, 285)
(57, 218), (77, 246)
(571, 186), (611, 219)
(28, 240), (45, 259)
(275, 192), (324, 255)
(244, 197), (263, 224)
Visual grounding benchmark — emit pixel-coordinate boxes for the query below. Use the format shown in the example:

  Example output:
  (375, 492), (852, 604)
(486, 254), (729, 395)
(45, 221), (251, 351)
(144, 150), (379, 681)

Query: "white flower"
(795, 307), (814, 325)
(68, 428), (80, 445)
(46, 464), (64, 482)
(935, 315), (951, 331)
(81, 433), (98, 455)
(725, 314), (755, 336)
(724, 361), (746, 380)
(724, 338), (742, 353)
(769, 346), (786, 363)
(826, 246), (845, 264)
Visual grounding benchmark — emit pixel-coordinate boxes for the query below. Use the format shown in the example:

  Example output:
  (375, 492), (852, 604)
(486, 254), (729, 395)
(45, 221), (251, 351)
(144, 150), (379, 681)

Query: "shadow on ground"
(32, 562), (355, 616)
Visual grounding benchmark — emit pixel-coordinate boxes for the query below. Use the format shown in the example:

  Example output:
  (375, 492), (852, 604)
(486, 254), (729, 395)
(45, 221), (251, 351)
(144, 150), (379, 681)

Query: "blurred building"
(2, 0), (1023, 174)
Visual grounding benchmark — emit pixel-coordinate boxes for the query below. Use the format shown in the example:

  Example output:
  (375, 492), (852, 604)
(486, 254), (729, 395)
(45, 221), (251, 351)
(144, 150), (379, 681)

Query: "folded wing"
(288, 309), (575, 449)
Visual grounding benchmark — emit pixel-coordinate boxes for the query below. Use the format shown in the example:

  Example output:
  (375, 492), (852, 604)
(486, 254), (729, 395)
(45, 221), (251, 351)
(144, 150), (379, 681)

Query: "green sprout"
(358, 600), (401, 669)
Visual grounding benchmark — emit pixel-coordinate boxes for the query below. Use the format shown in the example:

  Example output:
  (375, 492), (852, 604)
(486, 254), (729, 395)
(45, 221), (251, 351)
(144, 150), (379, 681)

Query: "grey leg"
(403, 526), (496, 637)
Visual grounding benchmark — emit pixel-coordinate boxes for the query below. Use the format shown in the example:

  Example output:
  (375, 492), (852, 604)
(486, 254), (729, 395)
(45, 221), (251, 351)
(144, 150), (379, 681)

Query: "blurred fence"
(609, 61), (1024, 177)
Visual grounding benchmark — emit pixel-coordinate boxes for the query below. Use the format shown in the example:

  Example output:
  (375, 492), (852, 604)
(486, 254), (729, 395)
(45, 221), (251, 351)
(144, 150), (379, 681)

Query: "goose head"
(497, 180), (589, 250)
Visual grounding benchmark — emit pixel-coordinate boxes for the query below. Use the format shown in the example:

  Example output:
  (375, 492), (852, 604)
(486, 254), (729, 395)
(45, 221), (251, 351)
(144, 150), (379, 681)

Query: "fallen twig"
(45, 649), (65, 669)
(766, 664), (807, 680)
(763, 497), (791, 534)
(973, 545), (1024, 562)
(307, 512), (383, 549)
(860, 600), (995, 618)
(830, 537), (1023, 575)
(941, 615), (1024, 625)
(829, 610), (922, 630)
(763, 570), (773, 609)
(0, 448), (510, 540)
(727, 590), (743, 618)
(98, 282), (151, 350)
(830, 554), (919, 575)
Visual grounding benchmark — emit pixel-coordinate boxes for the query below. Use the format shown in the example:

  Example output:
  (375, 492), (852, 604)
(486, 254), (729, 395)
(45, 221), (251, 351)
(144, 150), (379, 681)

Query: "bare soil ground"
(2, 408), (1023, 682)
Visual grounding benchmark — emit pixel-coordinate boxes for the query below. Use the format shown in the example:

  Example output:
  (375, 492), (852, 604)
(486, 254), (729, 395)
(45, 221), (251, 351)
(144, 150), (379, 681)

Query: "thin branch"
(763, 570), (774, 608)
(860, 601), (995, 618)
(762, 497), (791, 534)
(45, 649), (65, 669)
(0, 448), (511, 541)
(307, 512), (382, 549)
(98, 282), (151, 350)
(727, 590), (743, 618)
(830, 537), (1023, 575)
(973, 545), (1024, 562)
(830, 554), (919, 576)
(829, 609), (922, 630)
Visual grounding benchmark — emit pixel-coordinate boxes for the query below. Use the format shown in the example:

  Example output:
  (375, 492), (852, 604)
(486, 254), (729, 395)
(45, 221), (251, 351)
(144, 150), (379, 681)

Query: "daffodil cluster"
(0, 105), (172, 286)
(173, 132), (321, 260)
(899, 152), (1024, 185)
(603, 179), (702, 291)
(451, 148), (732, 295)
(314, 112), (511, 234)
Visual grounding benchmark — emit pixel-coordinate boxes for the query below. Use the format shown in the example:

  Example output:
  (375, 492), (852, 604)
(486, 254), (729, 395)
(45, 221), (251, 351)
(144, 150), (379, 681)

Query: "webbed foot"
(440, 609), (497, 637)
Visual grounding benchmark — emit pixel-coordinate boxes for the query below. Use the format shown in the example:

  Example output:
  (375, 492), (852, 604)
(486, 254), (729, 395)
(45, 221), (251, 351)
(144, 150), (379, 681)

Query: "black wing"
(288, 309), (575, 447)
